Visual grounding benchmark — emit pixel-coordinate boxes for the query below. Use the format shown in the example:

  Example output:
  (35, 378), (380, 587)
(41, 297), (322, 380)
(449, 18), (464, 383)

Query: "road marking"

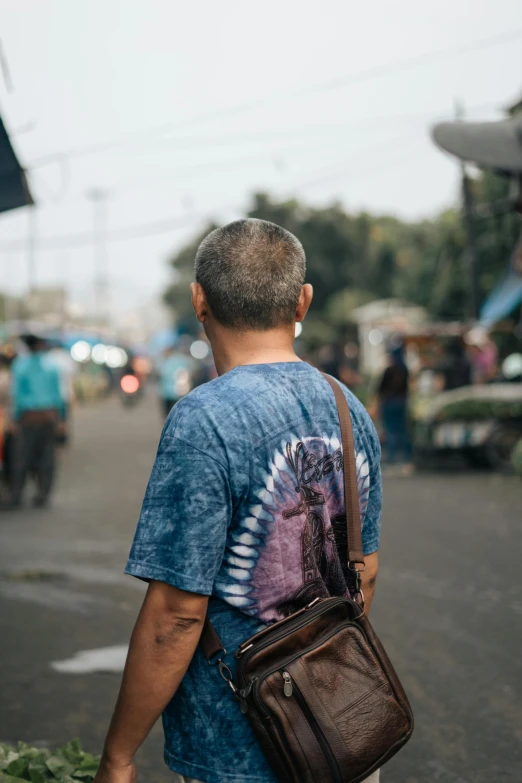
(51, 645), (128, 674)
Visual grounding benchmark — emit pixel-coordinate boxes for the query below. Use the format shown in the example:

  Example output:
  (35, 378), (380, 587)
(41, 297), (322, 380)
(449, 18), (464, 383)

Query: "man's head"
(192, 219), (311, 333)
(22, 334), (46, 353)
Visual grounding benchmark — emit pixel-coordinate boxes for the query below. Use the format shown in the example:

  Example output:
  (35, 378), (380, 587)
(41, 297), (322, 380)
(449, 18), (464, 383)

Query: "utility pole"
(86, 188), (110, 325)
(26, 203), (37, 320)
(456, 101), (480, 320)
(57, 253), (70, 329)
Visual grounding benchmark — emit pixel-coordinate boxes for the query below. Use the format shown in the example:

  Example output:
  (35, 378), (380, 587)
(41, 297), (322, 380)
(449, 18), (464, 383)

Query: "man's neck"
(208, 326), (302, 376)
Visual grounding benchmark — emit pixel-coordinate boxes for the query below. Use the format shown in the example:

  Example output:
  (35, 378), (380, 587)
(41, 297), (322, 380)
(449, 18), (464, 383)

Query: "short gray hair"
(195, 218), (306, 330)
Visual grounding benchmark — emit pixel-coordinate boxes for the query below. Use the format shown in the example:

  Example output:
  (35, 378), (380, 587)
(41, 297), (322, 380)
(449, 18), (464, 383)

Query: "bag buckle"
(208, 648), (238, 694)
(349, 562), (365, 612)
(218, 660), (237, 694)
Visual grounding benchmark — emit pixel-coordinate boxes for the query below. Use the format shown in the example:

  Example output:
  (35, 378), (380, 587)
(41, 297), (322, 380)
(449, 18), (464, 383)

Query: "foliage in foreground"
(0, 739), (99, 783)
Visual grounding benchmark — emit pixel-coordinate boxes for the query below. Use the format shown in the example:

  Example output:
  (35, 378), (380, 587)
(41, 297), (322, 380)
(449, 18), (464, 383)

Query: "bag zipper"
(236, 596), (360, 689)
(251, 620), (358, 704)
(280, 671), (343, 783)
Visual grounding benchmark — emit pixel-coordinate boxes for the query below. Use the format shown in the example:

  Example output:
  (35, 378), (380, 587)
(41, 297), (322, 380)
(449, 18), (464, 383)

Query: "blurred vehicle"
(415, 383), (522, 471)
(120, 372), (142, 407)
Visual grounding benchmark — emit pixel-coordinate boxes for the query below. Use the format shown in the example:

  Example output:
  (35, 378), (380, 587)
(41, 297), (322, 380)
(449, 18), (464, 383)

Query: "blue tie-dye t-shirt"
(125, 362), (382, 783)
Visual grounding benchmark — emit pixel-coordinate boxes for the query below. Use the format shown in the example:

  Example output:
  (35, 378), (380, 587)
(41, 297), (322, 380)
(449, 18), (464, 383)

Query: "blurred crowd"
(309, 329), (521, 474)
(0, 330), (216, 508)
(0, 325), (519, 505)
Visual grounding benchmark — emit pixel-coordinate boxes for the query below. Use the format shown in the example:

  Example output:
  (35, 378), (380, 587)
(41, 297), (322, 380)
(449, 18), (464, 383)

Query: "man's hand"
(93, 758), (136, 783)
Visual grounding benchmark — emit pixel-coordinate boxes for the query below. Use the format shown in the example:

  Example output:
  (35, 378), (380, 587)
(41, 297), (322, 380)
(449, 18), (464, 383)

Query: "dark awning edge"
(0, 113), (34, 213)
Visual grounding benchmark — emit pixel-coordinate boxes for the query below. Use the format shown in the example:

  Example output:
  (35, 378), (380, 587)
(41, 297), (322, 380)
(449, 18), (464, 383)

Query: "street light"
(86, 188), (110, 325)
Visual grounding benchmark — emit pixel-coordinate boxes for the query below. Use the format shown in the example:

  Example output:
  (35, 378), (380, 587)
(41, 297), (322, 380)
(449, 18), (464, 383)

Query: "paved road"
(0, 397), (521, 783)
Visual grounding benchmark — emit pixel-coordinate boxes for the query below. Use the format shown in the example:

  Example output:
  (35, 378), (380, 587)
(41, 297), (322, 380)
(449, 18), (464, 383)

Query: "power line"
(9, 121), (37, 137)
(21, 99), (503, 209)
(0, 96), (512, 253)
(0, 136), (434, 254)
(27, 158), (71, 203)
(289, 145), (428, 197)
(0, 209), (231, 253)
(284, 133), (427, 192)
(298, 27), (522, 95)
(103, 101), (502, 158)
(1, 133), (420, 251)
(0, 38), (14, 92)
(27, 100), (502, 172)
(107, 132), (426, 193)
(26, 28), (521, 166)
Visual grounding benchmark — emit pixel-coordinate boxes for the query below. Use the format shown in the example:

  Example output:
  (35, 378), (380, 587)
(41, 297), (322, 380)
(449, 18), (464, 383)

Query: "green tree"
(163, 223), (218, 328)
(163, 175), (521, 343)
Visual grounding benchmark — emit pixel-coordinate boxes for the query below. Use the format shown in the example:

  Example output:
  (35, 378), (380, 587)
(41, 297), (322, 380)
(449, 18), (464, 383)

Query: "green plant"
(512, 438), (522, 477)
(0, 739), (99, 782)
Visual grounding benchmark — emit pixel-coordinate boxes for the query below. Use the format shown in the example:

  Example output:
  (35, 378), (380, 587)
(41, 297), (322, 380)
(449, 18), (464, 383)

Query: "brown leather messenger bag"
(200, 373), (414, 783)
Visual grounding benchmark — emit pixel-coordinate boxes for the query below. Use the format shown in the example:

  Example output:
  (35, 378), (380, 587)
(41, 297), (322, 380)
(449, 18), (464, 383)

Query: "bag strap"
(200, 371), (365, 664)
(320, 373), (365, 567)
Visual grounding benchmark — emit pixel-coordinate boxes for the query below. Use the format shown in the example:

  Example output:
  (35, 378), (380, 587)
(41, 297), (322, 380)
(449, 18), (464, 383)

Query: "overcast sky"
(1, 0), (521, 317)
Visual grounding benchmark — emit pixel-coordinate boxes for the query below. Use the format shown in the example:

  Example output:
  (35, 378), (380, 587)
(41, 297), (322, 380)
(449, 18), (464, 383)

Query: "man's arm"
(360, 551), (378, 615)
(94, 581), (208, 783)
(358, 399), (382, 616)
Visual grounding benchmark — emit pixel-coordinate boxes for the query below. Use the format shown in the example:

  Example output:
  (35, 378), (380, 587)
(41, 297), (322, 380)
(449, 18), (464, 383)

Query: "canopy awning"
(432, 118), (522, 174)
(0, 114), (33, 213)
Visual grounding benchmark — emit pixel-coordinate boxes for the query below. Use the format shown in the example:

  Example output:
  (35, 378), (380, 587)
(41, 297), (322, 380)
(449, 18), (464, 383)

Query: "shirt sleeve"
(125, 430), (231, 595)
(361, 416), (382, 556)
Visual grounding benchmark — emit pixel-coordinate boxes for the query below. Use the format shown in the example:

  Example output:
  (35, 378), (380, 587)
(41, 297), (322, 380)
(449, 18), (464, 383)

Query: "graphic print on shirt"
(215, 433), (370, 623)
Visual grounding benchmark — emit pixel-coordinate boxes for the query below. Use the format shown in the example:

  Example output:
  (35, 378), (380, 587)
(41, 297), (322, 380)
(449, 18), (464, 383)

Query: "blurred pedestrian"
(467, 332), (498, 384)
(5, 335), (65, 509)
(94, 219), (382, 783)
(377, 342), (413, 472)
(439, 337), (472, 391)
(0, 355), (12, 488)
(0, 354), (11, 406)
(157, 343), (195, 417)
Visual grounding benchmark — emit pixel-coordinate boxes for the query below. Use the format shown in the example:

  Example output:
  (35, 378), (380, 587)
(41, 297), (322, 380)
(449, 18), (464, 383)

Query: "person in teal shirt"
(157, 345), (195, 417)
(7, 335), (65, 508)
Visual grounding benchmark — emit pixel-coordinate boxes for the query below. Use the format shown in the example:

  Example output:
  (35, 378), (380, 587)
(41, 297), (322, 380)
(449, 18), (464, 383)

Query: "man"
(439, 337), (472, 391)
(95, 219), (382, 783)
(156, 342), (196, 418)
(377, 341), (413, 473)
(8, 335), (65, 508)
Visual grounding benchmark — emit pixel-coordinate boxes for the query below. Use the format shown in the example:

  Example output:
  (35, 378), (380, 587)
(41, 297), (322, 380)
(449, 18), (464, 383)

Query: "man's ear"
(191, 282), (208, 323)
(296, 284), (313, 322)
